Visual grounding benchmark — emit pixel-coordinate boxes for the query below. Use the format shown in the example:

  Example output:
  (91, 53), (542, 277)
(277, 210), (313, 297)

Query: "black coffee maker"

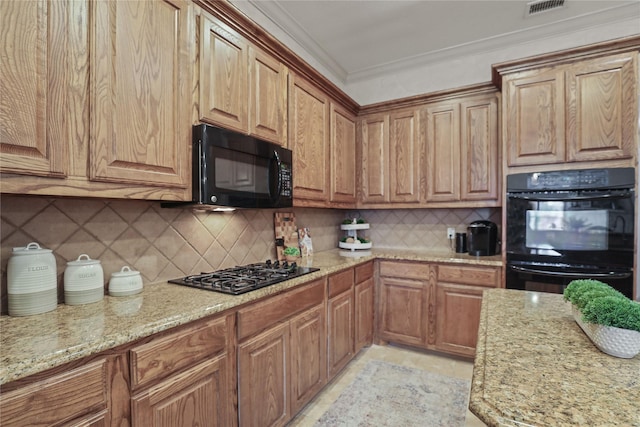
(467, 220), (498, 256)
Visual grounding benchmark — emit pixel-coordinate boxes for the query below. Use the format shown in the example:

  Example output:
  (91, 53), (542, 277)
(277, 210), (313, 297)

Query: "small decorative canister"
(64, 254), (104, 305)
(108, 266), (143, 297)
(7, 242), (58, 316)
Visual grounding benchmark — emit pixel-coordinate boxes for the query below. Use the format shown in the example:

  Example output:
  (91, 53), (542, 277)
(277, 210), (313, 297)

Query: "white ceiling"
(231, 0), (640, 85)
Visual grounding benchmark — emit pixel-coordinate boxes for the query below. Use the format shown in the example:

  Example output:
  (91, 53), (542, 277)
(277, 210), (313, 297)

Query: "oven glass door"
(506, 189), (634, 268)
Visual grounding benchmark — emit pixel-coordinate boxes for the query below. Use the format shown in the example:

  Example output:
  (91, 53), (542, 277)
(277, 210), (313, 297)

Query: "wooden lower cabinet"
(237, 278), (326, 427)
(130, 313), (236, 427)
(0, 355), (127, 427)
(377, 260), (499, 357)
(327, 269), (355, 379)
(354, 262), (375, 353)
(131, 355), (229, 426)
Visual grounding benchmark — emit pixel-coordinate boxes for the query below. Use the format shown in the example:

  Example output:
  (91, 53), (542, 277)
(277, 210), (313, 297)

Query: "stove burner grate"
(169, 260), (319, 295)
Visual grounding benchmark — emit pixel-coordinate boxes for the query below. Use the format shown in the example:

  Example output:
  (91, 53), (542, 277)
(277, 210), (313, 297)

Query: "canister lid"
(12, 242), (52, 255)
(111, 266), (140, 278)
(66, 254), (101, 266)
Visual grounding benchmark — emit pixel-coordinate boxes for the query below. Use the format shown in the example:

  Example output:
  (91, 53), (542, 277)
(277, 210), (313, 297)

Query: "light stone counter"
(470, 289), (640, 427)
(1, 248), (501, 385)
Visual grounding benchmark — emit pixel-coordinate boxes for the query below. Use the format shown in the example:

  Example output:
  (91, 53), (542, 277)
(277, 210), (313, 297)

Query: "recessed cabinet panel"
(566, 53), (637, 162)
(461, 95), (499, 201)
(505, 70), (565, 166)
(389, 110), (420, 203)
(200, 14), (248, 132)
(330, 103), (357, 204)
(360, 115), (389, 203)
(249, 47), (287, 145)
(0, 0), (68, 177)
(91, 0), (190, 187)
(426, 103), (460, 202)
(379, 277), (425, 346)
(289, 73), (330, 204)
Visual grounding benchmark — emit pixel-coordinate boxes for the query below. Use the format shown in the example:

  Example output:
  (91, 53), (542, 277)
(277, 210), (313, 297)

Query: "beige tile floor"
(287, 344), (486, 427)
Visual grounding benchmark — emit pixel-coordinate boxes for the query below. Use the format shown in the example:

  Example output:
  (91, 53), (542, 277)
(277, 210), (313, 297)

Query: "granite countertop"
(470, 288), (640, 427)
(0, 248), (501, 385)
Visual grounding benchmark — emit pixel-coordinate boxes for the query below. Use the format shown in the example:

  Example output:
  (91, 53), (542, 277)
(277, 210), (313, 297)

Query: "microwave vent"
(526, 0), (565, 16)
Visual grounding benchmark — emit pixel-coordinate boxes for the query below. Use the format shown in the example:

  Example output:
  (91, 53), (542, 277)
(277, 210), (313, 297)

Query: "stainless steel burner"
(168, 260), (319, 295)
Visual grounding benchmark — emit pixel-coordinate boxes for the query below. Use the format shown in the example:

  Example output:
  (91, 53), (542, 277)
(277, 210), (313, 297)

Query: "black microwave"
(167, 124), (293, 210)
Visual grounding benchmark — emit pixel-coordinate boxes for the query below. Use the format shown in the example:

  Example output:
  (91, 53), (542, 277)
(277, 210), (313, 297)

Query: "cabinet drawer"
(379, 261), (430, 280)
(355, 261), (374, 283)
(238, 277), (325, 340)
(438, 265), (500, 287)
(130, 316), (228, 390)
(0, 359), (108, 426)
(328, 268), (354, 298)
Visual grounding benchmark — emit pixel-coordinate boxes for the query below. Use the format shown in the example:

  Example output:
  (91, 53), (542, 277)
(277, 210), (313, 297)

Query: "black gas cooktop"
(168, 260), (320, 295)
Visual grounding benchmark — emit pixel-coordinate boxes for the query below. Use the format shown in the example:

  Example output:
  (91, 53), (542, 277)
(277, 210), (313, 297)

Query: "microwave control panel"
(280, 163), (292, 197)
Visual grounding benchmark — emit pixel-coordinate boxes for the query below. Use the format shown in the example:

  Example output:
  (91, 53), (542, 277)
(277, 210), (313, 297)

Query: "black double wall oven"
(505, 168), (635, 299)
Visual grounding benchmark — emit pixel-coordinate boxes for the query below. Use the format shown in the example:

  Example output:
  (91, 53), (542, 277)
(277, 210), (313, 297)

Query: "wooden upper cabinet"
(360, 114), (389, 204)
(0, 0), (68, 178)
(389, 110), (421, 203)
(289, 73), (330, 205)
(249, 47), (288, 145)
(199, 12), (288, 146)
(330, 103), (357, 205)
(425, 102), (460, 202)
(91, 0), (191, 188)
(504, 68), (565, 166)
(566, 52), (637, 162)
(199, 13), (249, 133)
(460, 94), (499, 202)
(501, 48), (638, 168)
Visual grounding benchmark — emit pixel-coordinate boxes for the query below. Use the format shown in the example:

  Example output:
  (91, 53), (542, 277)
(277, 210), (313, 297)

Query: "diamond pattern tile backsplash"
(0, 195), (500, 314)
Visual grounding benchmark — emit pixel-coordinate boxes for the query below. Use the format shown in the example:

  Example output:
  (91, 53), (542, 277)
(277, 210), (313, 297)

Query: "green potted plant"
(563, 279), (640, 358)
(283, 246), (300, 262)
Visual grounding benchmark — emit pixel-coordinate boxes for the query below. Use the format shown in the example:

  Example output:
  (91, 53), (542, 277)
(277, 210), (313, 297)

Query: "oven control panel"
(507, 167), (634, 192)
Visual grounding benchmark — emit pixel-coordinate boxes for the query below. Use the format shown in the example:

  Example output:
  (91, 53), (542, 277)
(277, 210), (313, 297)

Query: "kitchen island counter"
(1, 248), (501, 385)
(470, 289), (640, 427)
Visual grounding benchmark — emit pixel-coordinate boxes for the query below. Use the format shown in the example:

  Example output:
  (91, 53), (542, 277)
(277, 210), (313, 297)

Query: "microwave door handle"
(508, 193), (628, 202)
(269, 151), (282, 203)
(510, 265), (631, 279)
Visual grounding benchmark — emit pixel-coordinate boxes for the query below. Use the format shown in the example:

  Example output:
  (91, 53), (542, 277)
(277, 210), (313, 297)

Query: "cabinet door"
(460, 94), (499, 202)
(504, 69), (565, 166)
(249, 46), (287, 145)
(132, 355), (229, 427)
(360, 114), (389, 203)
(290, 305), (326, 415)
(327, 290), (355, 378)
(91, 0), (190, 188)
(200, 13), (249, 133)
(238, 322), (289, 427)
(425, 103), (460, 202)
(378, 277), (426, 347)
(0, 0), (68, 177)
(355, 277), (374, 352)
(566, 52), (637, 162)
(389, 110), (421, 203)
(289, 73), (330, 205)
(330, 103), (357, 205)
(434, 282), (484, 358)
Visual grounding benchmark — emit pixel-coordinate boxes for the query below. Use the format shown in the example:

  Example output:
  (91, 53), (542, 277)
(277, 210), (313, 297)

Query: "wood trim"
(359, 82), (498, 115)
(492, 35), (640, 89)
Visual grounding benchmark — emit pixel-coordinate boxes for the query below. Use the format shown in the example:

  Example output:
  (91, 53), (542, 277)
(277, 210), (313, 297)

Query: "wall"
(0, 194), (499, 313)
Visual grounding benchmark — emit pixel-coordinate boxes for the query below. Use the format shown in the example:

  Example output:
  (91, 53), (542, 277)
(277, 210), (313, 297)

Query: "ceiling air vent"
(526, 0), (565, 16)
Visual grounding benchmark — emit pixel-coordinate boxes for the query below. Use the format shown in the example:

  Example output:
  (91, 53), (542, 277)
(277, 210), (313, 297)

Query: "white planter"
(572, 303), (640, 359)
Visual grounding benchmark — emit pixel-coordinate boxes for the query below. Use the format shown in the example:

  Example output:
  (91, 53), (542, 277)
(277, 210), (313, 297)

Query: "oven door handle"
(509, 265), (631, 279)
(507, 192), (630, 201)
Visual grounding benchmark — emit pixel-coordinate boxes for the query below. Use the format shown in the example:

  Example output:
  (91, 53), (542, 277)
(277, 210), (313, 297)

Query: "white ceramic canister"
(109, 266), (143, 297)
(64, 254), (104, 305)
(7, 242), (58, 316)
